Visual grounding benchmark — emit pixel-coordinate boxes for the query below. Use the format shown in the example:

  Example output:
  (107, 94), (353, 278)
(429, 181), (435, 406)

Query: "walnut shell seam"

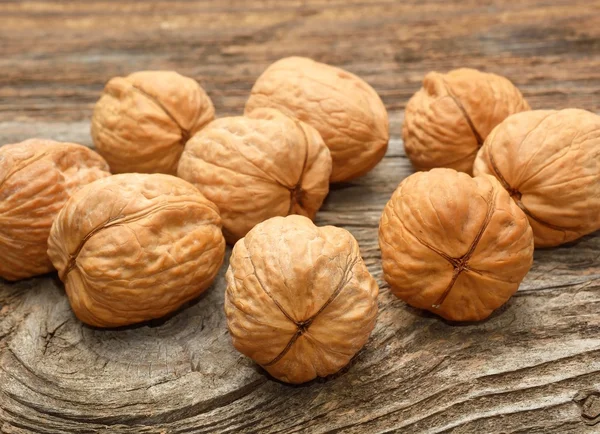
(182, 133), (308, 214)
(442, 78), (484, 146)
(383, 184), (498, 309)
(126, 82), (192, 145)
(239, 239), (360, 367)
(483, 123), (570, 234)
(0, 152), (49, 188)
(59, 200), (219, 280)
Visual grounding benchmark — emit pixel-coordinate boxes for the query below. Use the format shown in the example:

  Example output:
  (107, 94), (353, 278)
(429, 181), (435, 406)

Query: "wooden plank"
(1, 1), (599, 432)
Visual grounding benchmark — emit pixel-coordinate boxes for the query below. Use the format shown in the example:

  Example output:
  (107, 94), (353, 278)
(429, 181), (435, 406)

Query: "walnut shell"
(403, 68), (530, 174)
(91, 71), (215, 174)
(0, 139), (110, 281)
(245, 57), (389, 183)
(474, 109), (600, 247)
(379, 169), (534, 322)
(225, 215), (379, 384)
(47, 173), (225, 328)
(177, 108), (332, 244)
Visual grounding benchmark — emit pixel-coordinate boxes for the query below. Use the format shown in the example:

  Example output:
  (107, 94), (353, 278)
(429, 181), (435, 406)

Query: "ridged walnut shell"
(403, 68), (530, 174)
(225, 215), (379, 384)
(379, 169), (534, 322)
(0, 139), (110, 281)
(177, 108), (332, 244)
(91, 71), (215, 175)
(47, 173), (225, 328)
(474, 109), (600, 247)
(245, 57), (389, 183)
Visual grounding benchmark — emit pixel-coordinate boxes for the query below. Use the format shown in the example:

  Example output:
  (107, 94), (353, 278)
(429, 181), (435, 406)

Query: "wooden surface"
(1, 1), (599, 433)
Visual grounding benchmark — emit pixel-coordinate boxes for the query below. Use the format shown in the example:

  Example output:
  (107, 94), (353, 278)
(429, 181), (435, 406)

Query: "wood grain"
(1, 1), (599, 433)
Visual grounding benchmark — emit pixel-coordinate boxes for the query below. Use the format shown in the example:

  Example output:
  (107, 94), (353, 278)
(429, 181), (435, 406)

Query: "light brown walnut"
(403, 68), (530, 174)
(379, 169), (534, 322)
(225, 215), (379, 384)
(474, 109), (600, 247)
(245, 56), (389, 183)
(177, 108), (332, 244)
(0, 139), (110, 281)
(91, 71), (215, 175)
(47, 173), (225, 328)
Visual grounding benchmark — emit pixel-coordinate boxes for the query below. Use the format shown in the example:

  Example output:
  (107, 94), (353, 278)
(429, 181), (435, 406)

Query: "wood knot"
(576, 392), (600, 425)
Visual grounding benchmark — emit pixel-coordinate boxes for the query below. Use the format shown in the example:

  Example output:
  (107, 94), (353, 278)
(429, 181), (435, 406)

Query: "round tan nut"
(474, 109), (600, 247)
(177, 108), (332, 244)
(245, 57), (389, 183)
(91, 71), (215, 175)
(225, 215), (379, 384)
(379, 169), (534, 322)
(403, 68), (529, 174)
(0, 139), (110, 281)
(47, 173), (225, 328)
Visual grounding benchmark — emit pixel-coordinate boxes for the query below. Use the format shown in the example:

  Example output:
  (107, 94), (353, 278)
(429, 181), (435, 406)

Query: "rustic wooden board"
(1, 1), (599, 433)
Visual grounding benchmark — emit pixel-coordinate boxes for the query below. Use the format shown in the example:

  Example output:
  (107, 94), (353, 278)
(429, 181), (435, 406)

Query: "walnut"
(0, 139), (110, 281)
(474, 109), (600, 247)
(379, 169), (534, 322)
(403, 68), (530, 174)
(224, 215), (379, 384)
(177, 108), (332, 244)
(47, 173), (225, 327)
(245, 57), (389, 182)
(91, 71), (215, 175)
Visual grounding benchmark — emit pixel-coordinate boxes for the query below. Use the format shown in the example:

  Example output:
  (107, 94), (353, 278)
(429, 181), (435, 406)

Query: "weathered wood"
(1, 1), (599, 432)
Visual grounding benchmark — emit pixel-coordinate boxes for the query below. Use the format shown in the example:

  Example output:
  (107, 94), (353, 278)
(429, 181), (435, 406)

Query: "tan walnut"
(0, 139), (110, 281)
(245, 56), (389, 183)
(225, 215), (379, 384)
(47, 173), (225, 328)
(91, 70), (215, 175)
(177, 108), (332, 244)
(379, 169), (534, 322)
(403, 68), (530, 174)
(474, 109), (600, 247)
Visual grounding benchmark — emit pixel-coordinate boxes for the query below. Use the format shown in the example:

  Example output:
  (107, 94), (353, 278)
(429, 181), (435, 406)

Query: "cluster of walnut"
(1, 57), (388, 384)
(5, 59), (596, 384)
(381, 68), (600, 322)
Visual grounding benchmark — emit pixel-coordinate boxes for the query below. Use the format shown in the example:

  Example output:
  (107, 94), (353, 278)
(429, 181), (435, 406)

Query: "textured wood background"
(1, 1), (599, 433)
